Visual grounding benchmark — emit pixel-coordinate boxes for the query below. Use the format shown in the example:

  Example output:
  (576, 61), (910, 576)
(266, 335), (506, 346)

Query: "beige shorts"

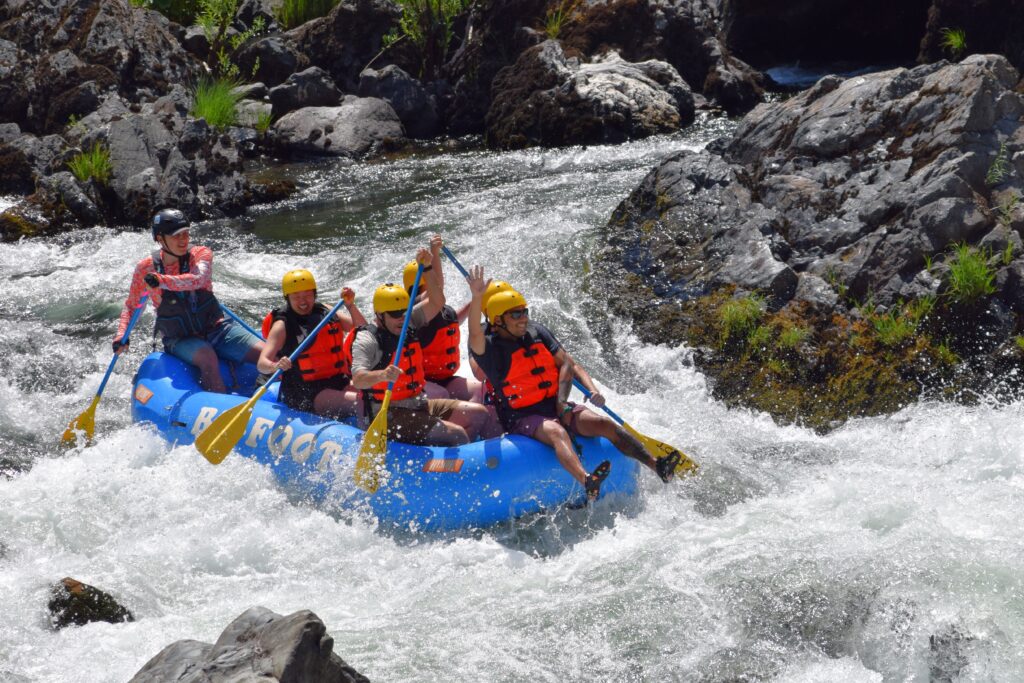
(369, 398), (460, 445)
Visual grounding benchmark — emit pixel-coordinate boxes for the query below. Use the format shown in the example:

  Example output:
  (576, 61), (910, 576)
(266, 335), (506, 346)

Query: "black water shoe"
(656, 451), (682, 483)
(585, 460), (611, 503)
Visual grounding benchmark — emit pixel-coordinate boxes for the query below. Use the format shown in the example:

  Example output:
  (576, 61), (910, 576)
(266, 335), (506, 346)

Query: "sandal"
(584, 460), (611, 502)
(656, 451), (682, 483)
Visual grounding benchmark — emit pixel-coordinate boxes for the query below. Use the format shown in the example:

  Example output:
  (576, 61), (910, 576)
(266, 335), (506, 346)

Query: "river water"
(0, 117), (1022, 682)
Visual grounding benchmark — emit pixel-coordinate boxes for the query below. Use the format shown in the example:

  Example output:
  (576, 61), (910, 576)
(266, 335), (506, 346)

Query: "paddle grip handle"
(264, 299), (348, 387)
(98, 295), (149, 397)
(387, 265), (423, 391)
(221, 304), (264, 340)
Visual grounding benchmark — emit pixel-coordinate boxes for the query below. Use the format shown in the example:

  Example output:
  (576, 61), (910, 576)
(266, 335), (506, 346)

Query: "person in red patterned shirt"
(113, 209), (264, 393)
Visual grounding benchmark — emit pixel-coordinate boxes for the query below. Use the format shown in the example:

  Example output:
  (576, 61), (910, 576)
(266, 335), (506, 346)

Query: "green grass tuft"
(275, 0), (339, 30)
(986, 142), (1011, 186)
(871, 309), (916, 347)
(255, 110), (273, 135)
(776, 324), (811, 351)
(939, 27), (967, 59)
(190, 77), (243, 131)
(1016, 336), (1024, 352)
(67, 143), (113, 185)
(719, 294), (764, 346)
(544, 1), (576, 40)
(946, 243), (996, 305)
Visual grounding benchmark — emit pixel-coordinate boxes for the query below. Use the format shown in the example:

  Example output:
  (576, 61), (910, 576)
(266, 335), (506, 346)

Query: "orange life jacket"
(418, 304), (460, 381)
(346, 323), (425, 401)
(266, 304), (350, 382)
(497, 341), (559, 409)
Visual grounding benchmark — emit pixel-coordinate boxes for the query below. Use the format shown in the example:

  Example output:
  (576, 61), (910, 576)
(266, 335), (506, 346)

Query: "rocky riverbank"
(593, 54), (1024, 430)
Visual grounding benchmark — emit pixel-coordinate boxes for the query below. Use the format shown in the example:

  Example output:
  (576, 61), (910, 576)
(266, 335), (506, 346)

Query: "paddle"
(194, 299), (348, 465)
(220, 304), (264, 340)
(62, 295), (149, 445)
(441, 246), (698, 476)
(353, 264), (424, 494)
(571, 379), (698, 475)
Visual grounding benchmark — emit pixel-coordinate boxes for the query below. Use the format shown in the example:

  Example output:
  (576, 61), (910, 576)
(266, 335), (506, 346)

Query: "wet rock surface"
(486, 40), (694, 148)
(48, 577), (134, 628)
(129, 607), (369, 683)
(594, 55), (1024, 429)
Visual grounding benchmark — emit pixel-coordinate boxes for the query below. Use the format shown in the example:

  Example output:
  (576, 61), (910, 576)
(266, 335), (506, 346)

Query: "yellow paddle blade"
(354, 394), (391, 494)
(62, 395), (101, 445)
(623, 421), (700, 476)
(193, 394), (261, 465)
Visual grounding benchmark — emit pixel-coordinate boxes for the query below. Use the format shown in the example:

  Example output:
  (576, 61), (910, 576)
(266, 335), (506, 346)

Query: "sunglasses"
(384, 310), (406, 319)
(505, 308), (529, 320)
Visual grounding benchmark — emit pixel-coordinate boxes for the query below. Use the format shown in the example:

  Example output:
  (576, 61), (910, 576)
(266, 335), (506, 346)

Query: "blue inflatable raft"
(131, 352), (640, 531)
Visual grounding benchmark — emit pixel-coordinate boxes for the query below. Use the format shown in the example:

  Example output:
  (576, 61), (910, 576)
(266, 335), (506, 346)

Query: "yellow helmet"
(373, 283), (410, 314)
(486, 289), (527, 324)
(402, 261), (420, 290)
(282, 269), (316, 296)
(481, 280), (511, 312)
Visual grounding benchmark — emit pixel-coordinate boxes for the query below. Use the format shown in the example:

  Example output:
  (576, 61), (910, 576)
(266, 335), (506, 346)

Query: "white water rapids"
(1, 121), (1022, 681)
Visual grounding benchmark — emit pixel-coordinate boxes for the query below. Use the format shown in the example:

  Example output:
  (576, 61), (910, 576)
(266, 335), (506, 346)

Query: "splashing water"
(1, 123), (1022, 681)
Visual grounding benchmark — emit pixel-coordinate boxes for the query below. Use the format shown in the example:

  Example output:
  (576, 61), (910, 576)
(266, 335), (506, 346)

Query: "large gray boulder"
(358, 65), (440, 139)
(486, 41), (695, 149)
(129, 607), (369, 683)
(269, 66), (344, 118)
(593, 54), (1024, 424)
(273, 96), (404, 158)
(0, 0), (203, 134)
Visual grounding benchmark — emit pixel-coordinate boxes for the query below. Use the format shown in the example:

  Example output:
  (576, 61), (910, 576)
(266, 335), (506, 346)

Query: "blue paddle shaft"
(387, 265), (424, 391)
(221, 304), (264, 340)
(441, 246), (469, 278)
(98, 295), (149, 397)
(264, 299), (347, 387)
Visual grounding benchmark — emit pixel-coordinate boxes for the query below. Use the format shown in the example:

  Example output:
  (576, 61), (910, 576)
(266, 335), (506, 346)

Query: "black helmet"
(151, 208), (190, 239)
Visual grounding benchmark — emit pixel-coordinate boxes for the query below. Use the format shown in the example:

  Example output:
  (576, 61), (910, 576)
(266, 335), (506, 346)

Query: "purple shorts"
(510, 403), (589, 438)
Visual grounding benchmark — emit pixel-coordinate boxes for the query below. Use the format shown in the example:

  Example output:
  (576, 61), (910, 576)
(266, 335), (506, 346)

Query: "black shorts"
(280, 375), (351, 414)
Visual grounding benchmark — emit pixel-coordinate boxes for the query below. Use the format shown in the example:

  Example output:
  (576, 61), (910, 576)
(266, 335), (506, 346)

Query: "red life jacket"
(418, 304), (460, 381)
(346, 323), (425, 401)
(266, 304), (350, 382)
(498, 341), (559, 409)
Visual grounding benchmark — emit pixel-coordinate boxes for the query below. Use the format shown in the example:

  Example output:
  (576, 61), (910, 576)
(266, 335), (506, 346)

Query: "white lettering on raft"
(192, 406), (218, 436)
(190, 408), (346, 470)
(245, 417), (273, 448)
(268, 425), (293, 458)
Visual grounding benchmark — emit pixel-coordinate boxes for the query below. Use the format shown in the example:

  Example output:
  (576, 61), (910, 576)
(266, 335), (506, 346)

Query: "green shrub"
(776, 324), (811, 351)
(719, 295), (764, 345)
(191, 77), (243, 130)
(1016, 336), (1024, 352)
(67, 143), (113, 186)
(939, 27), (967, 59)
(946, 243), (996, 304)
(1002, 241), (1015, 266)
(276, 0), (339, 29)
(391, 0), (472, 79)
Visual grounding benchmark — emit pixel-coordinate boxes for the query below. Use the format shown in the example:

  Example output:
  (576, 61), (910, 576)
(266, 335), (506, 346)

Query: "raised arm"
(413, 244), (443, 320)
(467, 264), (489, 356)
(336, 287), (367, 330)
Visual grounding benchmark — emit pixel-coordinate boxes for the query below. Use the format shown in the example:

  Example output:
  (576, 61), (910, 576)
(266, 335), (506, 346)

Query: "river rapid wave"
(1, 119), (1022, 681)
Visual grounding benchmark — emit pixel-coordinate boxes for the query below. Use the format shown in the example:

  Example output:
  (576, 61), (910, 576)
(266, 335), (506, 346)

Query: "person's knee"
(443, 422), (469, 445)
(192, 347), (219, 372)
